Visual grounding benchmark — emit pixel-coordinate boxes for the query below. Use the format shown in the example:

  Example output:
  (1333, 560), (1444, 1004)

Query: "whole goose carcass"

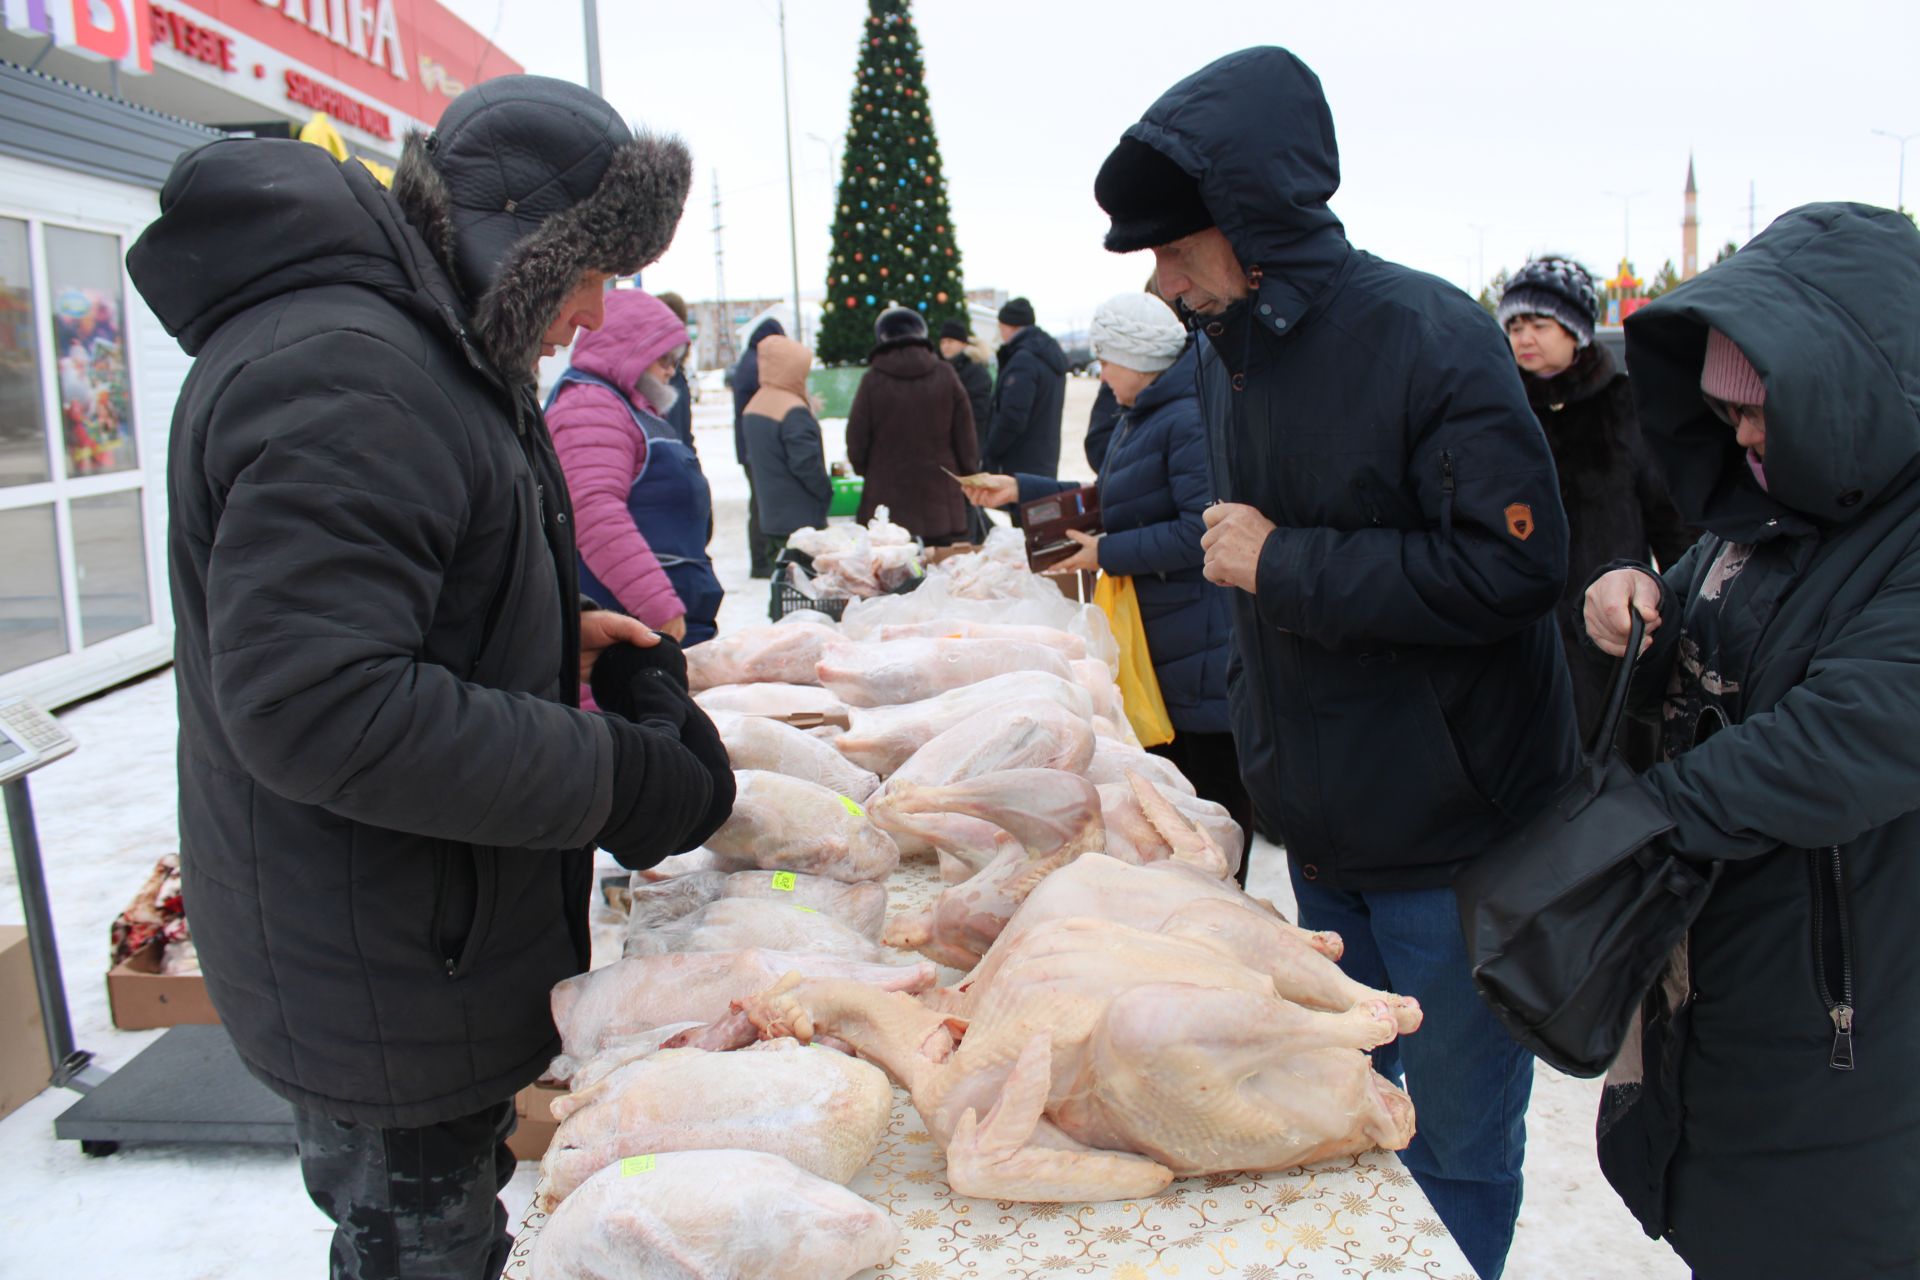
(738, 854), (1422, 1203)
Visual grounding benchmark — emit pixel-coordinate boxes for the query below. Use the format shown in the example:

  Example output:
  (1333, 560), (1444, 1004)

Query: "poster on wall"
(46, 227), (137, 478)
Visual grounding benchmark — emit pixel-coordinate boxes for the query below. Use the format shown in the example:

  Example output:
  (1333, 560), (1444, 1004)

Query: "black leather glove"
(592, 641), (736, 861)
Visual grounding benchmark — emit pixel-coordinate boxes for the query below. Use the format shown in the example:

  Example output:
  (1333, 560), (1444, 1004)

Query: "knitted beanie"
(1090, 291), (1186, 374)
(1497, 256), (1599, 349)
(1700, 328), (1766, 405)
(997, 297), (1036, 327)
(938, 318), (970, 343)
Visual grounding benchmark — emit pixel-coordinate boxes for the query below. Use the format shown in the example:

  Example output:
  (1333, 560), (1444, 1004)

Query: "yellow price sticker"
(620, 1154), (656, 1176)
(771, 871), (797, 891)
(794, 905), (818, 914)
(838, 795), (866, 818)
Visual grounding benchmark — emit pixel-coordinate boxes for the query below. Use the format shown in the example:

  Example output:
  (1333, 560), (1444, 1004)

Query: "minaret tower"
(1682, 153), (1700, 280)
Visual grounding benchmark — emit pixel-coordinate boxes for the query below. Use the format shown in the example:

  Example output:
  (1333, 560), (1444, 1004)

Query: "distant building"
(686, 297), (787, 371)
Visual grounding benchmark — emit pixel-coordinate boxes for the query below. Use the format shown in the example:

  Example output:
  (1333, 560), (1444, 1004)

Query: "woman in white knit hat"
(965, 291), (1253, 880)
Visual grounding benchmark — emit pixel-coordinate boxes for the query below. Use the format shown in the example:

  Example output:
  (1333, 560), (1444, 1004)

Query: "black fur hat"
(1498, 256), (1599, 349)
(392, 75), (692, 380)
(874, 306), (928, 343)
(1094, 135), (1215, 254)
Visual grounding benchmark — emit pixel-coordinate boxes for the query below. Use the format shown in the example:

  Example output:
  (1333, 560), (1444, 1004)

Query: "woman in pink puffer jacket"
(549, 289), (722, 644)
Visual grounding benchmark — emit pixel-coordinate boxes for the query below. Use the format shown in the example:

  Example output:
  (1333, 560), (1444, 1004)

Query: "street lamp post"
(1872, 129), (1917, 213)
(582, 0), (601, 97)
(1602, 189), (1648, 265)
(778, 0), (804, 347)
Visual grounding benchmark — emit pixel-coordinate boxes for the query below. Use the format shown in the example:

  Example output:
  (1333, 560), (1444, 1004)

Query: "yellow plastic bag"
(1093, 574), (1176, 748)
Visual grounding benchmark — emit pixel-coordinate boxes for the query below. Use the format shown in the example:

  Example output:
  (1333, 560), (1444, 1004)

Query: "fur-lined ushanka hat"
(392, 75), (692, 381)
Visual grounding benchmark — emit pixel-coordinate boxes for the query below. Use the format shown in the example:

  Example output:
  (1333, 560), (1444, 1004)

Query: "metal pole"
(778, 0), (804, 347)
(582, 0), (602, 97)
(1872, 130), (1917, 214)
(5, 778), (92, 1089)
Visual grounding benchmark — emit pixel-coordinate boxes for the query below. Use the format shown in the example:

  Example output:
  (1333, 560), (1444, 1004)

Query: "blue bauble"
(865, 294), (876, 304)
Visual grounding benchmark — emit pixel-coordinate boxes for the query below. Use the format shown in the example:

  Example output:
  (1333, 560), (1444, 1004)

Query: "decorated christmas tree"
(816, 0), (966, 365)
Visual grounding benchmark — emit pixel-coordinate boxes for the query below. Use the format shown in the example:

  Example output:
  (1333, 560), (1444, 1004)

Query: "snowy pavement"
(0, 385), (1686, 1278)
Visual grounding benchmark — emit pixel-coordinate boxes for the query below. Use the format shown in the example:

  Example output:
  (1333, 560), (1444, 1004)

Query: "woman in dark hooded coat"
(1583, 202), (1920, 1280)
(848, 307), (980, 544)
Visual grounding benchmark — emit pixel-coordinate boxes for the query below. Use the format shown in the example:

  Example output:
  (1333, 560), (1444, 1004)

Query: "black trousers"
(1147, 730), (1256, 887)
(745, 461), (773, 578)
(293, 1098), (517, 1280)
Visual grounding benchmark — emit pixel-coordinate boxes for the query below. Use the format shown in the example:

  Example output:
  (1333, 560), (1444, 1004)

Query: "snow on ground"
(0, 382), (1686, 1278)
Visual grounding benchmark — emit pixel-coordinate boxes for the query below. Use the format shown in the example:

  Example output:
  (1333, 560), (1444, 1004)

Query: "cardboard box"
(509, 1080), (569, 1161)
(0, 927), (52, 1122)
(107, 939), (219, 1030)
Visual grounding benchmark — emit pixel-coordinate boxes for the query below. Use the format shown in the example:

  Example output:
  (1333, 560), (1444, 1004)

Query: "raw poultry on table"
(529, 554), (1423, 1278)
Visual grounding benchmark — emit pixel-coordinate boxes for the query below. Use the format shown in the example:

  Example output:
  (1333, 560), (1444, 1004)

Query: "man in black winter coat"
(128, 76), (733, 1280)
(985, 296), (1068, 478)
(1095, 47), (1577, 1279)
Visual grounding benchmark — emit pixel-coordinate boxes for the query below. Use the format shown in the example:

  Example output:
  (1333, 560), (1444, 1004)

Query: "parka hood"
(744, 334), (812, 421)
(570, 289), (687, 410)
(129, 139), (460, 361)
(1123, 46), (1348, 332)
(1625, 202), (1920, 540)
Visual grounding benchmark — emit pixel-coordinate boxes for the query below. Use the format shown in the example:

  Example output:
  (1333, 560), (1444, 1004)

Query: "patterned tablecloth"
(502, 857), (1477, 1280)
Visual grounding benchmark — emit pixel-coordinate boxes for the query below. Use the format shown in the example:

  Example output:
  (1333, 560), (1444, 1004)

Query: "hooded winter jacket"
(1593, 203), (1920, 1279)
(948, 348), (994, 444)
(731, 318), (787, 464)
(126, 120), (709, 1128)
(1122, 47), (1576, 888)
(848, 336), (980, 541)
(986, 325), (1068, 477)
(742, 336), (832, 537)
(550, 291), (696, 627)
(1519, 341), (1696, 756)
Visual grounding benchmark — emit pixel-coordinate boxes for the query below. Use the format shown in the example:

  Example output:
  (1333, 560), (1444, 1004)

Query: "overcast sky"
(441, 0), (1919, 334)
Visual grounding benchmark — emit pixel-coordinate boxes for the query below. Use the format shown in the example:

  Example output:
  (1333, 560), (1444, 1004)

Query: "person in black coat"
(985, 296), (1068, 477)
(732, 316), (787, 576)
(654, 289), (698, 452)
(966, 292), (1250, 876)
(1498, 257), (1695, 764)
(1094, 47), (1576, 1279)
(1583, 203), (1920, 1280)
(127, 76), (734, 1279)
(938, 317), (993, 437)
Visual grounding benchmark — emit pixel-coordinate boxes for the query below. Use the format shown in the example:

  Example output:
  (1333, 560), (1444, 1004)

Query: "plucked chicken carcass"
(1099, 778), (1245, 878)
(694, 682), (848, 720)
(707, 711), (879, 800)
(551, 948), (936, 1064)
(816, 637), (1075, 708)
(534, 1041), (894, 1211)
(625, 896), (890, 964)
(1084, 738), (1196, 796)
(706, 771), (900, 883)
(878, 620), (1092, 661)
(876, 769), (1106, 969)
(686, 622), (838, 692)
(738, 852), (1422, 1203)
(625, 869), (888, 941)
(529, 1149), (900, 1280)
(834, 670), (1094, 775)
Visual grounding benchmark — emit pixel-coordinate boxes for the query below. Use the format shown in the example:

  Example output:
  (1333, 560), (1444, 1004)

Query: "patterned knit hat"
(1090, 291), (1186, 373)
(1498, 256), (1599, 349)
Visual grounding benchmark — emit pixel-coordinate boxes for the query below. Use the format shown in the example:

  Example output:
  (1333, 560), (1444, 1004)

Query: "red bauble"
(936, 291), (948, 303)
(845, 296), (857, 307)
(854, 252), (863, 261)
(879, 267), (889, 277)
(924, 176), (934, 186)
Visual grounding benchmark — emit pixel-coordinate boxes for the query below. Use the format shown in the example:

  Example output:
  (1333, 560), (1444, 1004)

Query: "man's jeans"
(294, 1098), (517, 1280)
(1291, 865), (1532, 1280)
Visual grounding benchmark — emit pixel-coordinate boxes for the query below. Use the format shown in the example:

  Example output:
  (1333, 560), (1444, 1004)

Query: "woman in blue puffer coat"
(966, 291), (1251, 878)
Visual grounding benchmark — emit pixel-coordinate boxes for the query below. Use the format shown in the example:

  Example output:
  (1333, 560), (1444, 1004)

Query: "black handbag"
(1455, 610), (1721, 1077)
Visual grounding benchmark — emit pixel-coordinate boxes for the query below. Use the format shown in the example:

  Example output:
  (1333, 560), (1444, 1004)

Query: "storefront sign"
(149, 3), (236, 71)
(284, 68), (390, 139)
(7, 0), (156, 73)
(256, 0), (405, 80)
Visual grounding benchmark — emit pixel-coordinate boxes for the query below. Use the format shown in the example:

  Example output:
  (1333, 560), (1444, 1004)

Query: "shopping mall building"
(0, 0), (521, 706)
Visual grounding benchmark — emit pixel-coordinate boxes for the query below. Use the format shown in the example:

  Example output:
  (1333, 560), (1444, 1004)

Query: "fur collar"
(1522, 341), (1621, 410)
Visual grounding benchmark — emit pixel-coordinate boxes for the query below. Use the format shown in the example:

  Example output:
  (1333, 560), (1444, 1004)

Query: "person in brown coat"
(847, 306), (981, 544)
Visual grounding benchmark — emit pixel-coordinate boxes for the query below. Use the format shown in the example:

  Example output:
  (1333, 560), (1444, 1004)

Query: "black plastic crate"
(767, 547), (923, 622)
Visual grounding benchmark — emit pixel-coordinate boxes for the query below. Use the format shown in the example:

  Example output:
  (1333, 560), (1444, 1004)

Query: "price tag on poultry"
(619, 1154), (656, 1176)
(771, 871), (798, 892)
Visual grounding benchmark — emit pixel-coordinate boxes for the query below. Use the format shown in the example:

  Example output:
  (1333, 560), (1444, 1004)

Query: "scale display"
(0, 698), (76, 786)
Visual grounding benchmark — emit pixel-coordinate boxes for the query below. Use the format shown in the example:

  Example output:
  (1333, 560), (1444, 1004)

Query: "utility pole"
(711, 170), (737, 371)
(778, 0), (804, 347)
(1467, 223), (1490, 293)
(1748, 181), (1757, 242)
(582, 0), (601, 96)
(1872, 129), (1917, 213)
(1603, 189), (1647, 266)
